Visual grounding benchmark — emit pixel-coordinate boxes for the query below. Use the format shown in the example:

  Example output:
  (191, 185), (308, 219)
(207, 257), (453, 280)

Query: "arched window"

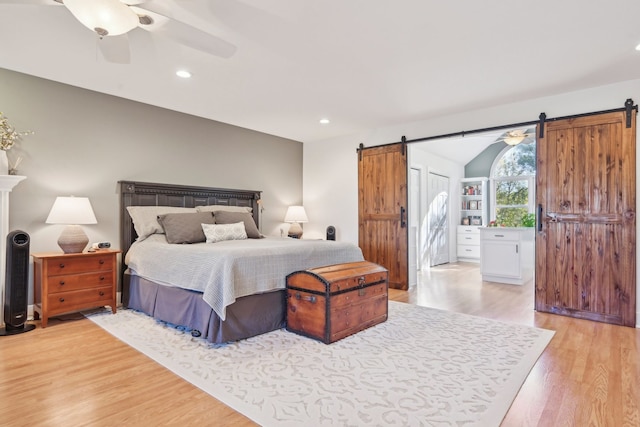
(489, 142), (536, 226)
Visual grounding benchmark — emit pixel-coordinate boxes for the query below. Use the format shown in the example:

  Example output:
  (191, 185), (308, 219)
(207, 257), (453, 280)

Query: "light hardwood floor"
(1, 263), (638, 426)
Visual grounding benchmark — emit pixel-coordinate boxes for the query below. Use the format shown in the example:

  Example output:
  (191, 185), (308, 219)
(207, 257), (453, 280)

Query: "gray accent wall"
(463, 141), (508, 217)
(1, 68), (303, 299)
(464, 142), (506, 178)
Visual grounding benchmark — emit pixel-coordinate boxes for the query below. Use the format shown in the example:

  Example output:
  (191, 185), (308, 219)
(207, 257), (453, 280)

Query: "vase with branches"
(0, 112), (32, 175)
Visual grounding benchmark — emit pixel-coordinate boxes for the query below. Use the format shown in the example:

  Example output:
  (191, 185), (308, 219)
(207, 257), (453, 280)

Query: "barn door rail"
(358, 99), (637, 149)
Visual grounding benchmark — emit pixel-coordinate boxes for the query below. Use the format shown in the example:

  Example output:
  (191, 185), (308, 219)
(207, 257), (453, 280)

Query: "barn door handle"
(537, 204), (543, 231)
(400, 206), (407, 228)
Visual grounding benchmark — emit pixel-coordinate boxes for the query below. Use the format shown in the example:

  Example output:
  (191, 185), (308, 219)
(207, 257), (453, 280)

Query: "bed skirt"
(123, 271), (286, 343)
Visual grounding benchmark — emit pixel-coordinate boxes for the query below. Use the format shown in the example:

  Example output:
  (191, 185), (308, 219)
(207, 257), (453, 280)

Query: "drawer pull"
(59, 281), (65, 286)
(99, 291), (105, 296)
(494, 234), (505, 238)
(99, 259), (105, 265)
(294, 292), (316, 303)
(59, 298), (65, 303)
(59, 263), (65, 269)
(100, 276), (105, 281)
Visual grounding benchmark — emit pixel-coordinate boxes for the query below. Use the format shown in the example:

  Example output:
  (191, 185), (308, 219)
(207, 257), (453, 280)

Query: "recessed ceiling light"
(319, 118), (330, 124)
(636, 43), (640, 51)
(176, 70), (192, 78)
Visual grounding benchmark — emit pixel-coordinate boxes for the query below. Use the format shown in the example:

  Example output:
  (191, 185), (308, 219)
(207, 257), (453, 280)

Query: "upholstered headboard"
(118, 180), (261, 260)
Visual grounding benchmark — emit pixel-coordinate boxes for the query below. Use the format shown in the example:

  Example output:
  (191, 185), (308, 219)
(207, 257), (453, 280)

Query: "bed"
(119, 180), (364, 343)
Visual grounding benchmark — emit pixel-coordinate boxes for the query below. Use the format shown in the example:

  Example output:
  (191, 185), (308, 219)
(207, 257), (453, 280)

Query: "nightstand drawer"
(47, 286), (114, 315)
(45, 255), (114, 276)
(49, 271), (114, 293)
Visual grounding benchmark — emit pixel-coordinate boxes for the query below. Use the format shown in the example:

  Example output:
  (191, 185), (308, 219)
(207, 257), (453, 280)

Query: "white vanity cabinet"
(479, 227), (534, 285)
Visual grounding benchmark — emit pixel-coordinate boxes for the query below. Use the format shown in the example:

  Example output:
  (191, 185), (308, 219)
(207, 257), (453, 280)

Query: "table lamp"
(46, 196), (97, 253)
(284, 205), (308, 238)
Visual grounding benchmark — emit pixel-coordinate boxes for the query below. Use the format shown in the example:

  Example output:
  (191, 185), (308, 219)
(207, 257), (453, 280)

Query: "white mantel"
(0, 175), (26, 327)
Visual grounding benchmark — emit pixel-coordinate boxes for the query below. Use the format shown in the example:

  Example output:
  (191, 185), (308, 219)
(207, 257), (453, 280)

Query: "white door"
(427, 172), (449, 267)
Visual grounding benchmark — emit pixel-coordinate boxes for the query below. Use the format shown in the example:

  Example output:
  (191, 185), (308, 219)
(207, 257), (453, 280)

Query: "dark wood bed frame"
(118, 180), (261, 297)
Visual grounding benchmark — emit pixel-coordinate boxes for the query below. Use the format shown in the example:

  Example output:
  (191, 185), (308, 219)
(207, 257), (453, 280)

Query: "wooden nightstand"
(32, 249), (121, 328)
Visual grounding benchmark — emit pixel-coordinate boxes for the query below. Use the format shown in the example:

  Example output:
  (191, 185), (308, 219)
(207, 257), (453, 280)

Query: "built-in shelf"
(457, 177), (487, 262)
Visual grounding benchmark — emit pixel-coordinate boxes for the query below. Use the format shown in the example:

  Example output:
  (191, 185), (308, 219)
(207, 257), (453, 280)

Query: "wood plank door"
(536, 110), (636, 326)
(358, 144), (408, 290)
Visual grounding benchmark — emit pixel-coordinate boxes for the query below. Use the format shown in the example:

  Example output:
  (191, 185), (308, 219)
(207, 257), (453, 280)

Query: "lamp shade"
(64, 0), (139, 37)
(284, 206), (308, 223)
(46, 197), (97, 225)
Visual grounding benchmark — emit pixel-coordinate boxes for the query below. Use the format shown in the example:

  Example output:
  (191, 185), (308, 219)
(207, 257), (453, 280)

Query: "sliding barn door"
(358, 144), (408, 290)
(536, 110), (636, 326)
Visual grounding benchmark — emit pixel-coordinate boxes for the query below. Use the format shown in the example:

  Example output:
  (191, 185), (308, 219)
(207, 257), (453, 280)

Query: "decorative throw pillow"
(127, 206), (197, 241)
(196, 204), (252, 213)
(213, 210), (262, 239)
(157, 212), (215, 244)
(202, 222), (248, 243)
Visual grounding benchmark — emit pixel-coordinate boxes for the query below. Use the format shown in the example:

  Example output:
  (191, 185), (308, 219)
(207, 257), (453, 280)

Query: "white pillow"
(202, 222), (248, 243)
(127, 206), (197, 240)
(196, 204), (252, 213)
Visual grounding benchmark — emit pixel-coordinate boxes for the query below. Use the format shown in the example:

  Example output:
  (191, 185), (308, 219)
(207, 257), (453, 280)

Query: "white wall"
(304, 78), (640, 327)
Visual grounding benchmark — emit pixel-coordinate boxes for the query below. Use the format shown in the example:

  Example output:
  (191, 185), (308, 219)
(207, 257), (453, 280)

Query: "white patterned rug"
(87, 301), (554, 426)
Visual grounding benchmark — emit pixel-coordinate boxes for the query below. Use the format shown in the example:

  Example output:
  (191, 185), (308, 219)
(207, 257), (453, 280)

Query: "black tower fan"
(0, 230), (35, 336)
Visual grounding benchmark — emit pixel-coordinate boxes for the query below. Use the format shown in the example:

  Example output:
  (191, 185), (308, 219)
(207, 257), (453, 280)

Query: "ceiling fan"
(495, 128), (536, 146)
(0, 0), (236, 63)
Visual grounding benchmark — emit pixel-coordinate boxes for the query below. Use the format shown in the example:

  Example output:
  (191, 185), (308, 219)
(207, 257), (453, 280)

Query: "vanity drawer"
(457, 225), (480, 234)
(481, 230), (520, 241)
(457, 245), (480, 258)
(457, 233), (480, 246)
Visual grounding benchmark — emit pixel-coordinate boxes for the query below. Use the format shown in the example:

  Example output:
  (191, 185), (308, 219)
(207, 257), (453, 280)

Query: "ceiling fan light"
(65, 0), (139, 36)
(504, 135), (525, 145)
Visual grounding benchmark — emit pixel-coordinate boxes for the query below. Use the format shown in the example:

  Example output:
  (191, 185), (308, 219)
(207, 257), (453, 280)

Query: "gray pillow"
(213, 210), (262, 239)
(157, 212), (215, 244)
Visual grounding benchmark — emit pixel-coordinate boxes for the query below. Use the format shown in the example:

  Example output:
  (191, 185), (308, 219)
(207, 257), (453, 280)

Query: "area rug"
(86, 301), (554, 426)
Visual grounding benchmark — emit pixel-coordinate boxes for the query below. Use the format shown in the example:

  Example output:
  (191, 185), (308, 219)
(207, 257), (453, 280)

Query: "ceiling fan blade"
(97, 34), (131, 64)
(131, 6), (236, 59)
(155, 20), (236, 58)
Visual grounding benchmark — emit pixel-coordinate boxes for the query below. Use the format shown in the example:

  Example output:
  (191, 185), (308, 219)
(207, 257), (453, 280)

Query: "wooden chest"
(285, 261), (388, 344)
